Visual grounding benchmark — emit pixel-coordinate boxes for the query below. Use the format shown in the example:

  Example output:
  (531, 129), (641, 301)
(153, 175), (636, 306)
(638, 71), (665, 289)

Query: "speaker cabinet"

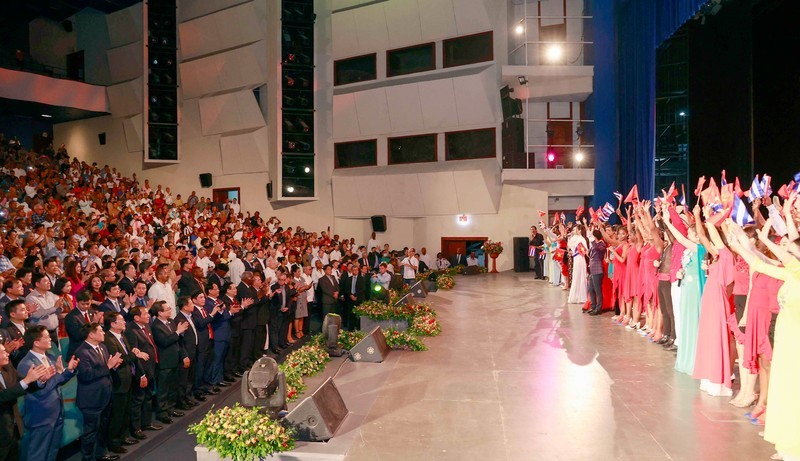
(266, 181), (273, 199)
(513, 237), (531, 272)
(502, 118), (525, 168)
(98, 132), (106, 145)
(199, 173), (212, 188)
(408, 280), (427, 298)
(370, 215), (386, 232)
(349, 327), (390, 363)
(283, 377), (348, 442)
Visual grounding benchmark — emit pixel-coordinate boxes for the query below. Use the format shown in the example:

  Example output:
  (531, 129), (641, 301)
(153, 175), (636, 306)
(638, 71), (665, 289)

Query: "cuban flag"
(680, 184), (687, 206)
(613, 191), (623, 203)
(732, 195), (754, 226)
(720, 170), (727, 186)
(602, 202), (615, 219)
(560, 213), (566, 225)
(710, 202), (724, 214)
(748, 174), (772, 202)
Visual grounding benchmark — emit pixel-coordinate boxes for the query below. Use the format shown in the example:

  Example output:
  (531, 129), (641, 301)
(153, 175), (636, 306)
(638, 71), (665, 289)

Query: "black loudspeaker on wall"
(349, 327), (391, 363)
(370, 215), (387, 232)
(266, 181), (273, 199)
(199, 173), (212, 188)
(98, 133), (106, 146)
(513, 237), (531, 272)
(283, 377), (348, 442)
(502, 118), (525, 169)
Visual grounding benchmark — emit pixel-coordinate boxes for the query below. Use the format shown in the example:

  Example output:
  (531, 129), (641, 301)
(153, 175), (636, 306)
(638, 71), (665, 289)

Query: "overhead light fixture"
(679, 111), (687, 117)
(286, 186), (295, 193)
(457, 214), (469, 226)
(517, 76), (528, 85)
(304, 166), (311, 173)
(574, 151), (585, 164)
(544, 44), (564, 63)
(41, 114), (52, 118)
(514, 24), (524, 35)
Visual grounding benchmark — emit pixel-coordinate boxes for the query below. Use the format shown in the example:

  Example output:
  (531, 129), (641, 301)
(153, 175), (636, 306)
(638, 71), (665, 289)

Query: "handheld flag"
(748, 174), (773, 202)
(613, 191), (623, 204)
(552, 212), (559, 226)
(537, 210), (546, 218)
(559, 213), (566, 225)
(734, 177), (744, 198)
(576, 206), (584, 219)
(680, 184), (687, 207)
(732, 195), (755, 226)
(694, 176), (706, 205)
(720, 170), (727, 186)
(701, 177), (720, 206)
(624, 185), (639, 205)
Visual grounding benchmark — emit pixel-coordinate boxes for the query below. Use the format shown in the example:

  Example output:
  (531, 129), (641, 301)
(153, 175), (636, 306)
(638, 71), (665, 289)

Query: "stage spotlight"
(544, 44), (564, 63)
(514, 24), (525, 35)
(304, 166), (311, 173)
(517, 76), (528, 85)
(679, 111), (687, 117)
(547, 152), (556, 162)
(574, 151), (585, 164)
(286, 186), (295, 193)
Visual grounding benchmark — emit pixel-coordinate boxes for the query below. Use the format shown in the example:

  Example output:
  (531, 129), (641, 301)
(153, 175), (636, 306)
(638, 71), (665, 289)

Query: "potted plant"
(482, 240), (504, 273)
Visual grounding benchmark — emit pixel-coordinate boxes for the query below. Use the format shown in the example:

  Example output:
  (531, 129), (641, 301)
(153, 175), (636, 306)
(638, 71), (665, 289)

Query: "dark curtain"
(612, 0), (706, 199)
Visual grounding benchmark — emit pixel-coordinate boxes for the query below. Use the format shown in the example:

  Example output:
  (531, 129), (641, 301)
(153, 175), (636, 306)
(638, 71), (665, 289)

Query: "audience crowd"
(530, 179), (800, 461)
(0, 140), (433, 461)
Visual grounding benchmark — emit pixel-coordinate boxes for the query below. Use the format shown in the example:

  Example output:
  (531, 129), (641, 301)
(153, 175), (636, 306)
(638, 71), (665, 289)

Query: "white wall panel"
(220, 129), (269, 174)
(353, 88), (391, 136)
(179, 0), (251, 23)
(418, 172), (458, 215)
(453, 169), (496, 213)
(418, 0), (458, 43)
(331, 0), (374, 11)
(106, 3), (142, 48)
(180, 41), (267, 99)
(549, 102), (571, 118)
(453, 73), (496, 126)
(388, 174), (424, 216)
(180, 99), (203, 140)
(106, 78), (143, 117)
(28, 18), (75, 71)
(198, 90), (265, 135)
(354, 4), (389, 55)
(107, 41), (143, 84)
(331, 10), (360, 59)
(121, 115), (143, 153)
(331, 176), (363, 217)
(358, 176), (390, 215)
(385, 84), (424, 133)
(332, 94), (361, 139)
(417, 79), (459, 129)
(453, 0), (492, 36)
(384, 0), (422, 48)
(179, 2), (264, 61)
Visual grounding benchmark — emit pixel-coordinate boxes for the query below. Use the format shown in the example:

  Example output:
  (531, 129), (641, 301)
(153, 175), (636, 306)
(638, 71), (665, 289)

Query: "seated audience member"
(466, 251), (479, 267)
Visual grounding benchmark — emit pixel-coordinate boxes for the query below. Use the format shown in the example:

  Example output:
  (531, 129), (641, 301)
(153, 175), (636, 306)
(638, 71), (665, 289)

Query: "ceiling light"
(41, 114), (52, 118)
(304, 166), (311, 173)
(514, 24), (525, 35)
(544, 44), (564, 63)
(679, 111), (687, 117)
(286, 186), (295, 193)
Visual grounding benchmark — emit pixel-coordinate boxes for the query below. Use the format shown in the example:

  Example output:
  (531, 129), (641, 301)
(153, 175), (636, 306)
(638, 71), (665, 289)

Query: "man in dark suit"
(117, 263), (138, 296)
(236, 272), (258, 371)
(208, 283), (239, 386)
(318, 265), (339, 320)
(450, 250), (466, 268)
(368, 248), (381, 271)
(3, 300), (31, 367)
(124, 306), (161, 437)
(74, 322), (123, 461)
(251, 274), (271, 358)
(151, 301), (189, 424)
(191, 289), (222, 395)
(18, 326), (78, 461)
(1, 342), (47, 461)
(97, 282), (125, 315)
(269, 272), (296, 353)
(175, 296), (199, 410)
(65, 291), (103, 360)
(339, 264), (364, 331)
(206, 264), (227, 291)
(102, 312), (143, 454)
(530, 226), (545, 279)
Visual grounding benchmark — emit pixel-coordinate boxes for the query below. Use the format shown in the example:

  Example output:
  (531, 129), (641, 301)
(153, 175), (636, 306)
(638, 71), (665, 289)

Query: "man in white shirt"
(419, 247), (436, 273)
(148, 264), (177, 318)
(195, 247), (214, 277)
(26, 273), (60, 341)
(367, 232), (379, 254)
(228, 251), (245, 286)
(400, 249), (419, 287)
(329, 245), (342, 262)
(466, 251), (479, 267)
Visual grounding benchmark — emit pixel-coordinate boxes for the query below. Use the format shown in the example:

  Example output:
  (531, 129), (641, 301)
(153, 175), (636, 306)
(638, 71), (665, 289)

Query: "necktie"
(84, 311), (91, 323)
(351, 276), (357, 294)
(96, 346), (105, 363)
(198, 306), (213, 339)
(281, 288), (286, 308)
(120, 335), (136, 375)
(142, 325), (158, 363)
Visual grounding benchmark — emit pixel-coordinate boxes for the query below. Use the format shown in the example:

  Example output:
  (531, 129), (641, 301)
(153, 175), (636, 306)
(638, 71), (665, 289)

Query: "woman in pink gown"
(624, 230), (642, 329)
(692, 245), (736, 396)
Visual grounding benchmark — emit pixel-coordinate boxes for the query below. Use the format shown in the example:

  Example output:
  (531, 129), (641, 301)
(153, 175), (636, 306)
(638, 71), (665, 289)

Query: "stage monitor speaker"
(370, 215), (386, 232)
(199, 173), (212, 188)
(464, 265), (480, 275)
(513, 237), (531, 272)
(283, 377), (348, 442)
(266, 181), (273, 199)
(349, 327), (390, 363)
(408, 280), (427, 298)
(98, 132), (106, 146)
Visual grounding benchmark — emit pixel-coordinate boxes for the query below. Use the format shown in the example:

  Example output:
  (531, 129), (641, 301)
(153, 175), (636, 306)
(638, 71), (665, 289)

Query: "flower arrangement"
(415, 270), (433, 281)
(477, 266), (488, 274)
(278, 344), (330, 401)
(388, 287), (411, 305)
(483, 240), (504, 255)
(188, 403), (295, 461)
(383, 328), (428, 351)
(436, 274), (455, 290)
(446, 265), (465, 276)
(409, 313), (441, 336)
(337, 330), (367, 350)
(354, 300), (435, 321)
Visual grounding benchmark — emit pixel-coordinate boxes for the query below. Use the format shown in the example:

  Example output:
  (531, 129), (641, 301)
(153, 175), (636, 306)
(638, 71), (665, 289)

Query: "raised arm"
(663, 206), (696, 250)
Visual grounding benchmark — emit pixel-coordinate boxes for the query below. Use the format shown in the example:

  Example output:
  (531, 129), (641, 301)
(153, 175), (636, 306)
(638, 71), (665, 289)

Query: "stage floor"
(83, 272), (775, 460)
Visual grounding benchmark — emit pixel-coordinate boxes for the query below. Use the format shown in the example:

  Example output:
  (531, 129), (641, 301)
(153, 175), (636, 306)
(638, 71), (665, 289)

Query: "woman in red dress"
(624, 224), (643, 330)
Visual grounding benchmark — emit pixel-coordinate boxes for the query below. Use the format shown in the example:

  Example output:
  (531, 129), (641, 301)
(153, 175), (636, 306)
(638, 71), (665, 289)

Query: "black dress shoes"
(589, 310), (603, 316)
(108, 446), (127, 454)
(156, 416), (173, 424)
(97, 456), (120, 461)
(194, 393), (207, 402)
(142, 424), (163, 431)
(216, 381), (230, 387)
(169, 410), (185, 418)
(223, 375), (236, 383)
(176, 403), (193, 411)
(122, 437), (139, 445)
(132, 430), (148, 440)
(233, 371), (243, 377)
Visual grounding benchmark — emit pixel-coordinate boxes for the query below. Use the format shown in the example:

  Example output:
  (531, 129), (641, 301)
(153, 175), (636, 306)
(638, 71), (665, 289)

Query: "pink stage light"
(547, 152), (555, 162)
